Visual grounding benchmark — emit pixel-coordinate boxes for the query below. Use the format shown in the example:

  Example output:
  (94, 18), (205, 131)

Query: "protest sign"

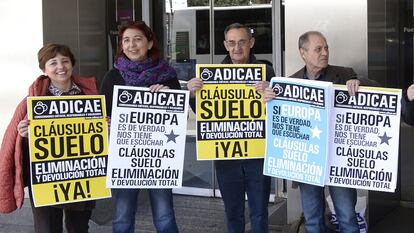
(27, 95), (110, 207)
(264, 77), (332, 186)
(327, 86), (401, 192)
(106, 86), (189, 188)
(196, 64), (266, 160)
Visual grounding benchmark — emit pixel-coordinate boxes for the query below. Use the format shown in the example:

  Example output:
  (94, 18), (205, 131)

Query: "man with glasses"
(187, 23), (275, 233)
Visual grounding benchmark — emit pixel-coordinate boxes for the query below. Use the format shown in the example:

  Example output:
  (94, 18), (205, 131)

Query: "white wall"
(0, 0), (43, 141)
(285, 0), (368, 79)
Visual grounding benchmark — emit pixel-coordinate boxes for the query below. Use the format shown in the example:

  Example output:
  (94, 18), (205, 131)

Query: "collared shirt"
(48, 82), (82, 96)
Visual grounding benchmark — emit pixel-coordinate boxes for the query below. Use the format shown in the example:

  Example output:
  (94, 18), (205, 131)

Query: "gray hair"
(298, 31), (326, 50)
(224, 23), (252, 39)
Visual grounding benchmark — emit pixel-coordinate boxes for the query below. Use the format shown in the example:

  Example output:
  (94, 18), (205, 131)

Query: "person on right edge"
(401, 84), (414, 125)
(263, 31), (360, 233)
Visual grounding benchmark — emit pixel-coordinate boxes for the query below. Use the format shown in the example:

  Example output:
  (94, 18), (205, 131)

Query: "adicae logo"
(200, 68), (213, 81)
(33, 102), (48, 115)
(272, 83), (284, 96)
(119, 90), (133, 103)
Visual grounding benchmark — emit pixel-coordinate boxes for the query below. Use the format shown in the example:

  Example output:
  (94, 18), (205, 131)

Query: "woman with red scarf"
(100, 21), (180, 233)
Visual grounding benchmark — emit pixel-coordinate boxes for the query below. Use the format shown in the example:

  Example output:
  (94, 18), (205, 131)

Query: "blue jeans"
(112, 189), (179, 233)
(215, 159), (271, 233)
(299, 183), (359, 233)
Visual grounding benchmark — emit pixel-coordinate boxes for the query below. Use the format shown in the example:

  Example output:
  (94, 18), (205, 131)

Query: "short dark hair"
(298, 31), (326, 50)
(38, 43), (76, 70)
(223, 23), (252, 40)
(115, 20), (160, 61)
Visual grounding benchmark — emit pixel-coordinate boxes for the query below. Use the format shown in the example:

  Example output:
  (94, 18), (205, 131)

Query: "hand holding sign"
(17, 120), (30, 138)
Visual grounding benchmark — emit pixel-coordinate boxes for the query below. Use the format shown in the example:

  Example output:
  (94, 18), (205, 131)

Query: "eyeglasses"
(225, 39), (250, 48)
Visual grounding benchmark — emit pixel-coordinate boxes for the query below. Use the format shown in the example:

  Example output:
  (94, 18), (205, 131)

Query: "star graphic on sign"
(378, 132), (392, 145)
(165, 130), (179, 143)
(310, 125), (322, 139)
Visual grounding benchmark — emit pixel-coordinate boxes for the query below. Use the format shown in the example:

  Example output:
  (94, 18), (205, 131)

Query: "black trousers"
(29, 196), (92, 233)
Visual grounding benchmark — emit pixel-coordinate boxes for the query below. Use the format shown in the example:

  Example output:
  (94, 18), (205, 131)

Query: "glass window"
(195, 6), (272, 55)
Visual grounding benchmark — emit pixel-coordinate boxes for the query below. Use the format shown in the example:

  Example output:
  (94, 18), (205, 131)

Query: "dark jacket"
(290, 65), (356, 84)
(221, 54), (275, 81)
(401, 89), (414, 125)
(290, 65), (379, 86)
(211, 55), (275, 165)
(100, 68), (181, 116)
(290, 65), (357, 189)
(189, 54), (275, 111)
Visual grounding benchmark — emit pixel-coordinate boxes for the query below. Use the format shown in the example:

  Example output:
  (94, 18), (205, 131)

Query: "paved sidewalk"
(0, 194), (289, 233)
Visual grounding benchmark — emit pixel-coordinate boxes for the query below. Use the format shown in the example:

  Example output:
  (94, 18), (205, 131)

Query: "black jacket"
(221, 54), (275, 81)
(290, 65), (379, 86)
(100, 68), (180, 116)
(402, 89), (414, 126)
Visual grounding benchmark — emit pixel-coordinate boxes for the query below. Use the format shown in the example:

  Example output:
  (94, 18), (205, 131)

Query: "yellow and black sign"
(27, 95), (111, 207)
(196, 64), (266, 160)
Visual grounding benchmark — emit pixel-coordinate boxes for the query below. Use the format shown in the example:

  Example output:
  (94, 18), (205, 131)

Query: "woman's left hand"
(149, 84), (169, 92)
(17, 120), (30, 138)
